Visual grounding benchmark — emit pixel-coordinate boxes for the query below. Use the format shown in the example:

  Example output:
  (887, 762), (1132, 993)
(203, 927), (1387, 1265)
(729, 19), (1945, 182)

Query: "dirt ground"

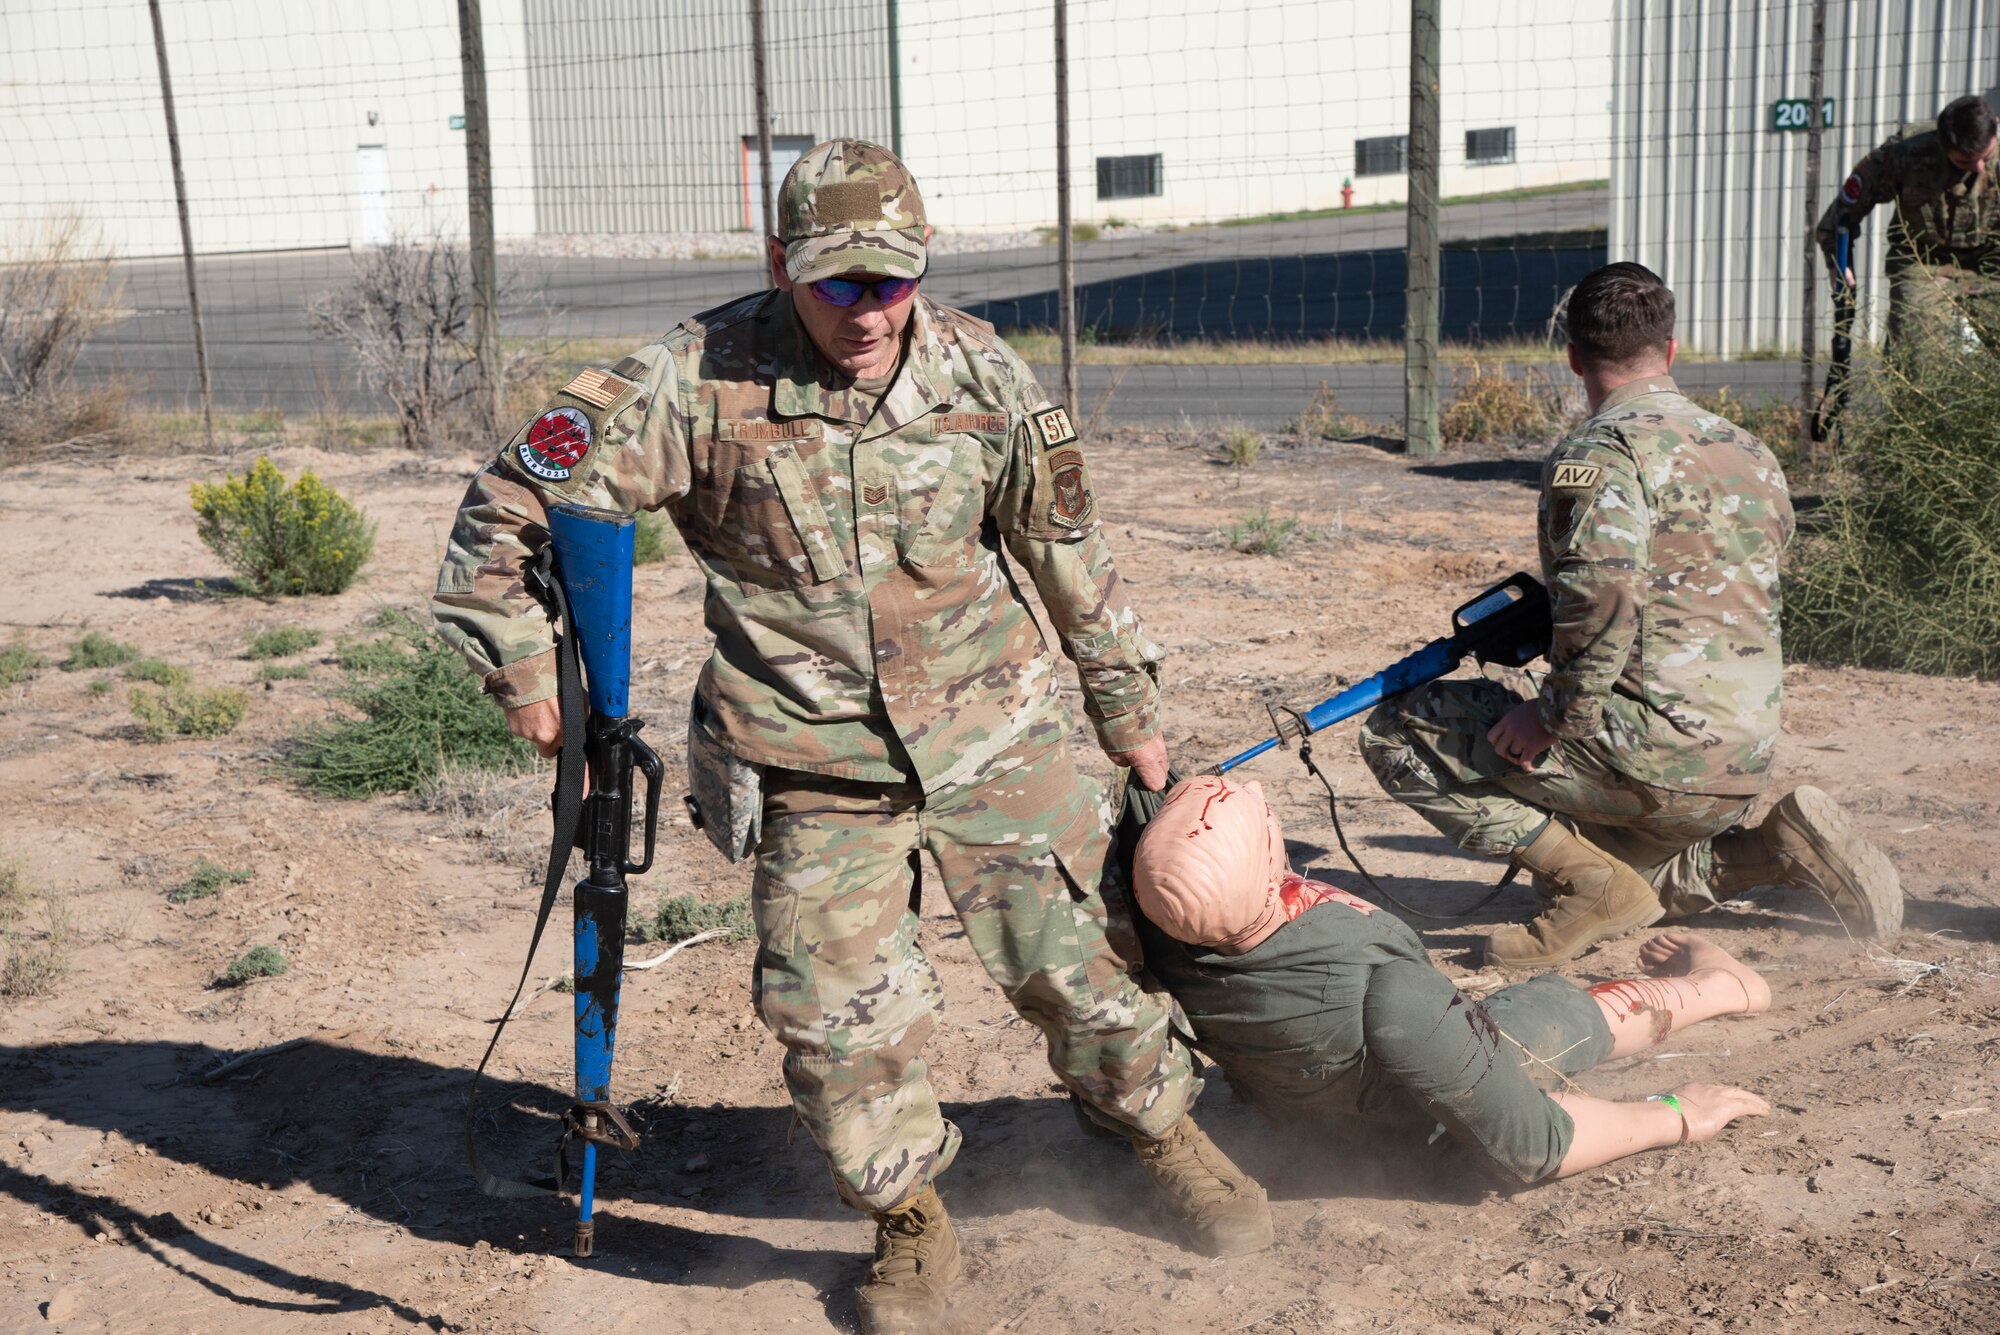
(3, 425), (1998, 1335)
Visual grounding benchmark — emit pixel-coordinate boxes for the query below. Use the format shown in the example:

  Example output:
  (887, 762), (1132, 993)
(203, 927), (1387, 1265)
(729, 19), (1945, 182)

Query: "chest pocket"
(698, 442), (846, 591)
(901, 432), (989, 569)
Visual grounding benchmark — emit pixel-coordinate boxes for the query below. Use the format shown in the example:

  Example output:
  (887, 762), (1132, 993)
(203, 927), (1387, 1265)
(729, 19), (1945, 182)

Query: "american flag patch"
(563, 367), (634, 409)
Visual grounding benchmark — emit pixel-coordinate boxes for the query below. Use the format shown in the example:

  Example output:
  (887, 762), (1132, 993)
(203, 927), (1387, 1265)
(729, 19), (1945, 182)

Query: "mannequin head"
(1131, 775), (1293, 953)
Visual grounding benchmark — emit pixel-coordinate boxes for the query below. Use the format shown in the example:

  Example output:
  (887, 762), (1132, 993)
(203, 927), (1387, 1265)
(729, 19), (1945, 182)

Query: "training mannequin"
(1129, 775), (1772, 1182)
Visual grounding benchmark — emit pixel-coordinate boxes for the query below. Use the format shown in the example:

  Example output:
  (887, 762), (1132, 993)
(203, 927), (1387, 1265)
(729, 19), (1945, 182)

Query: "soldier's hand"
(1109, 734), (1171, 791)
(1487, 701), (1556, 770)
(505, 697), (565, 758)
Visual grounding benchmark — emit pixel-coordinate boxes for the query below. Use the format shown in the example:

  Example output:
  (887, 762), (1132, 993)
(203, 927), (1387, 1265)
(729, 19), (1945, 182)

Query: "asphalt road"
(68, 185), (1802, 427)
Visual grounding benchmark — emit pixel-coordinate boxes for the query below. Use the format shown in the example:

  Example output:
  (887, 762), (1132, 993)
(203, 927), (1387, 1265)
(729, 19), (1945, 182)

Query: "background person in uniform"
(1358, 263), (1901, 968)
(1817, 94), (2000, 349)
(432, 139), (1270, 1334)
(1126, 775), (1774, 1185)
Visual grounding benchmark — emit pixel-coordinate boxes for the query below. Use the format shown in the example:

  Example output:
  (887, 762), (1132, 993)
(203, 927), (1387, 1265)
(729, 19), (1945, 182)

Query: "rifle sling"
(464, 545), (588, 1200)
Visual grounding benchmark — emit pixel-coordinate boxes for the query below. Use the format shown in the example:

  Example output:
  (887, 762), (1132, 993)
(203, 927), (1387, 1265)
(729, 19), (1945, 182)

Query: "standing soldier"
(1359, 263), (1902, 967)
(434, 139), (1271, 1332)
(1817, 94), (2000, 348)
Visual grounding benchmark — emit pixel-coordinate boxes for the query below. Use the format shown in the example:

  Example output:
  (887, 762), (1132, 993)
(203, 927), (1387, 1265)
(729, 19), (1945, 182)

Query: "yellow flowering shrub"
(189, 457), (375, 595)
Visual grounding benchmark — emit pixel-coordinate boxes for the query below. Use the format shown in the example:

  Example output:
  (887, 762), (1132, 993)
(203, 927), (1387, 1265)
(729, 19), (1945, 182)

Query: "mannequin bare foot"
(1637, 933), (1772, 1014)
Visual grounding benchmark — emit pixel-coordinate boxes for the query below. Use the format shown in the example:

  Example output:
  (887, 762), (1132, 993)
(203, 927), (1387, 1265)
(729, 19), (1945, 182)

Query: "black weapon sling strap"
(463, 544), (587, 1199)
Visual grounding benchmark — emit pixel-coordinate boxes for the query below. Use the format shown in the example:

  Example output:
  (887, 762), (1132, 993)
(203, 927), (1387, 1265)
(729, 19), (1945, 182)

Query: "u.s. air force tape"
(1551, 460), (1602, 491)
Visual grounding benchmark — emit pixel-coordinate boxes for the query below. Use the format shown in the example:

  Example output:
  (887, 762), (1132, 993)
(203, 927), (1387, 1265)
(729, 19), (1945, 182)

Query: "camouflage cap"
(776, 139), (927, 283)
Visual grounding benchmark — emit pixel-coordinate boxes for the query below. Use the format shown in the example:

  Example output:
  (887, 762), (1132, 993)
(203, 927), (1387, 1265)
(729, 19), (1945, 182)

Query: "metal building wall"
(1610, 0), (2000, 354)
(521, 0), (893, 234)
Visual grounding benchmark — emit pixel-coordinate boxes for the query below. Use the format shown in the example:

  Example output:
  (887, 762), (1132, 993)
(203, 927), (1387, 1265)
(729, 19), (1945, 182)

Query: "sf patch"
(1031, 405), (1078, 452)
(517, 407), (592, 481)
(1045, 445), (1095, 530)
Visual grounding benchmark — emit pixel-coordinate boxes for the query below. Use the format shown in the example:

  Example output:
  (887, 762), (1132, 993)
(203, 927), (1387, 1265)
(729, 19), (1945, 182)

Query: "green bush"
(633, 510), (675, 566)
(170, 859), (253, 905)
(60, 631), (137, 672)
(189, 456), (376, 596)
(1785, 324), (2000, 677)
(219, 945), (288, 986)
(86, 679), (114, 697)
(248, 627), (321, 659)
(255, 663), (312, 682)
(290, 612), (536, 797)
(335, 636), (411, 674)
(637, 892), (754, 944)
(124, 658), (190, 688)
(0, 638), (45, 687)
(1225, 506), (1306, 556)
(131, 684), (249, 742)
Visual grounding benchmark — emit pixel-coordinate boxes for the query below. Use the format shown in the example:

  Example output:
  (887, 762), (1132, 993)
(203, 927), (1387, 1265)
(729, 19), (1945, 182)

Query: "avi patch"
(1045, 446), (1095, 530)
(1550, 460), (1602, 491)
(516, 407), (592, 482)
(1031, 405), (1078, 452)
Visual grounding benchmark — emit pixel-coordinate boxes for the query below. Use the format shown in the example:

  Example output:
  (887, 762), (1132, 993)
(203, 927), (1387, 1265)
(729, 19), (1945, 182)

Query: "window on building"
(1466, 127), (1517, 165)
(1096, 154), (1163, 200)
(1355, 135), (1408, 177)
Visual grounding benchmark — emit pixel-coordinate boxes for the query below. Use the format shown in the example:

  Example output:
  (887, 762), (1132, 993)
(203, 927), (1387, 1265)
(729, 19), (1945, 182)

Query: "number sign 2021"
(1771, 98), (1837, 132)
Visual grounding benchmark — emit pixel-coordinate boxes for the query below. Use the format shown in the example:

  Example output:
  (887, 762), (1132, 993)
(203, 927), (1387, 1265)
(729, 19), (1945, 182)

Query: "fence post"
(1054, 0), (1079, 415)
(1405, 0), (1441, 458)
(751, 0), (776, 263)
(457, 0), (502, 436)
(1800, 0), (1828, 468)
(887, 0), (903, 156)
(146, 0), (214, 449)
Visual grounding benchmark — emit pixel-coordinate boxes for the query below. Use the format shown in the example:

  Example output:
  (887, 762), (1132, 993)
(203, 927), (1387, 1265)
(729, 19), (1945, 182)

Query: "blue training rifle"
(465, 503), (663, 1259)
(1210, 572), (1553, 776)
(1812, 226), (1854, 444)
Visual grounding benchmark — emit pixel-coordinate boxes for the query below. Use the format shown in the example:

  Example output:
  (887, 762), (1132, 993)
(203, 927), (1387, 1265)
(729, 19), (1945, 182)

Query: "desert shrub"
(131, 684), (249, 742)
(0, 638), (45, 687)
(248, 627), (321, 659)
(190, 457), (375, 596)
(124, 658), (190, 688)
(334, 635), (413, 674)
(290, 612), (535, 797)
(87, 680), (114, 696)
(1785, 326), (2000, 677)
(61, 631), (138, 672)
(219, 945), (288, 986)
(0, 853), (28, 928)
(1219, 425), (1263, 468)
(1287, 380), (1369, 440)
(0, 216), (129, 467)
(1440, 362), (1565, 444)
(170, 859), (253, 905)
(255, 663), (312, 682)
(633, 510), (676, 566)
(638, 892), (754, 944)
(1, 870), (72, 1000)
(1225, 506), (1305, 556)
(306, 231), (552, 450)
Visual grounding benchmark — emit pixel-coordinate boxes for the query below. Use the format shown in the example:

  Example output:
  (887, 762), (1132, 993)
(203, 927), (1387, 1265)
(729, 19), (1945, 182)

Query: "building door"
(742, 135), (815, 234)
(356, 145), (392, 246)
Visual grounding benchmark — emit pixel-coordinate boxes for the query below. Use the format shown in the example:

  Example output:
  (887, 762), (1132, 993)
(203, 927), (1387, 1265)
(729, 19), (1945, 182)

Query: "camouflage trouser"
(751, 731), (1196, 1212)
(1357, 678), (1754, 916)
(1887, 260), (2000, 354)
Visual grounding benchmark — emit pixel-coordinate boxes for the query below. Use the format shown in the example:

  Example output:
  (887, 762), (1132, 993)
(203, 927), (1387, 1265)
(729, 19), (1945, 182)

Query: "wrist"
(1646, 1092), (1691, 1145)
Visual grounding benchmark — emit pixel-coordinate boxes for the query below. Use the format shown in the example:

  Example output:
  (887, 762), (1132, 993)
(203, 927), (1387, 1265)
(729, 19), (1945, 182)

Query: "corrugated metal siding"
(1610, 0), (2000, 353)
(522, 0), (892, 233)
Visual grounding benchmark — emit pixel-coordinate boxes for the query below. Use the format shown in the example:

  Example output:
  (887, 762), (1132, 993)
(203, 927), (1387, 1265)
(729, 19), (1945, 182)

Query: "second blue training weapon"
(1212, 572), (1552, 775)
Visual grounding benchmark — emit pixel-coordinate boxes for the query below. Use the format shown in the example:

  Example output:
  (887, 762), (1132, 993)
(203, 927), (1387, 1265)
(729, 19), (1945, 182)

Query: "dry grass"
(1439, 361), (1576, 445)
(0, 216), (134, 468)
(1286, 381), (1371, 440)
(409, 763), (549, 881)
(0, 853), (72, 1000)
(1219, 425), (1263, 468)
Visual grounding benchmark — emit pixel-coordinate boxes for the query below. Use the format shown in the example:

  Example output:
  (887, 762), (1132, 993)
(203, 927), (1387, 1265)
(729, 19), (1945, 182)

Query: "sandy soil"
(2, 427), (1997, 1334)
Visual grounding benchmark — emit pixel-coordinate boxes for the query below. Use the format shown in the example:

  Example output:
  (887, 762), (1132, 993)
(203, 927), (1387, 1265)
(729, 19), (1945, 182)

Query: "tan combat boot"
(1133, 1116), (1274, 1257)
(854, 1185), (963, 1335)
(1485, 822), (1665, 968)
(1712, 786), (1902, 939)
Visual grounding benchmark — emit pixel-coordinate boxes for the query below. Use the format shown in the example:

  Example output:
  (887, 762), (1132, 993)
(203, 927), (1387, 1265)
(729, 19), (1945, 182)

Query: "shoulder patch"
(516, 407), (592, 482)
(1841, 172), (1863, 203)
(1551, 460), (1603, 491)
(1031, 406), (1078, 452)
(1045, 446), (1095, 529)
(562, 367), (636, 409)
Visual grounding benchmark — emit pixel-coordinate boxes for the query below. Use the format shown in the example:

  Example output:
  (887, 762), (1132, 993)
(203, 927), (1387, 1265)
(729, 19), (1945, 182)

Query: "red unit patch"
(1841, 172), (1863, 204)
(517, 407), (592, 481)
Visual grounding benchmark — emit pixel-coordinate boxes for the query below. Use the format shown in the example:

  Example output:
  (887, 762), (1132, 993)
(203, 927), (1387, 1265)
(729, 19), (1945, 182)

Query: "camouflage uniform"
(1361, 376), (1796, 915)
(1816, 125), (2000, 347)
(434, 143), (1194, 1211)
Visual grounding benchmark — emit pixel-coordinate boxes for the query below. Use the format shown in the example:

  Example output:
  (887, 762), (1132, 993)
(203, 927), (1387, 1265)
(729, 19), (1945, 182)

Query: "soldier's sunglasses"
(807, 274), (920, 308)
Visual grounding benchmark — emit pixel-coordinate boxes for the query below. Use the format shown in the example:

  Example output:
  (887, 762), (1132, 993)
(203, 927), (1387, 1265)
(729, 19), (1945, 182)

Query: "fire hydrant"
(1340, 177), (1354, 209)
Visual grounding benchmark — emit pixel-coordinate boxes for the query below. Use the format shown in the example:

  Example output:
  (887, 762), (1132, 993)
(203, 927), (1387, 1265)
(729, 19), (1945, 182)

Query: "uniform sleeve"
(1817, 141), (1902, 261)
(432, 345), (692, 708)
(1536, 436), (1648, 739)
(990, 400), (1165, 754)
